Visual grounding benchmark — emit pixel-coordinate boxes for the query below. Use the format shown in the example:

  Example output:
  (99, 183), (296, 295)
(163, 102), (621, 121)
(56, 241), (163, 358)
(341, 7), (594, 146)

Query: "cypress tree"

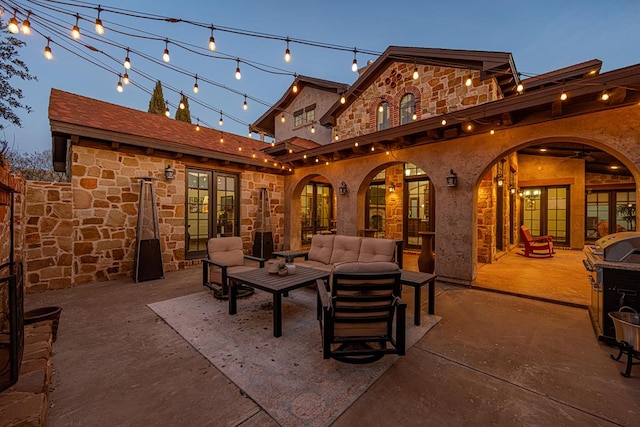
(148, 81), (166, 115)
(175, 93), (192, 123)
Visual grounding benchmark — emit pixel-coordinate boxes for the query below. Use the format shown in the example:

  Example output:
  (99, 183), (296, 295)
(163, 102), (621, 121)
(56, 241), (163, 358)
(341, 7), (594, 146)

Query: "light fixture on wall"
(165, 165), (175, 180)
(509, 185), (516, 194)
(388, 183), (396, 193)
(495, 159), (505, 186)
(338, 181), (348, 195)
(446, 169), (458, 187)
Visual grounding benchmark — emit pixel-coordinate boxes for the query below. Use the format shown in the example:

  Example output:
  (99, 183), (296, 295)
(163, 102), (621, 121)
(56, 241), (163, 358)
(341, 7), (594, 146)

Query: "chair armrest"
(202, 258), (228, 287)
(393, 297), (407, 356)
(244, 255), (265, 267)
(317, 279), (332, 308)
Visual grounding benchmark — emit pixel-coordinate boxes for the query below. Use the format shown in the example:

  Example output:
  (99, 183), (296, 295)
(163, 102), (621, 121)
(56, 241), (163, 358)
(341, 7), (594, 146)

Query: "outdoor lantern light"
(446, 169), (458, 187)
(338, 182), (348, 195)
(495, 174), (504, 187)
(388, 183), (396, 193)
(165, 165), (175, 180)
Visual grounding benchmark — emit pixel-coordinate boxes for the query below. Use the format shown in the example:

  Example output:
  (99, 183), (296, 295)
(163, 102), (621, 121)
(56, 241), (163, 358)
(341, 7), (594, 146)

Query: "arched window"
(400, 93), (415, 125)
(376, 101), (390, 131)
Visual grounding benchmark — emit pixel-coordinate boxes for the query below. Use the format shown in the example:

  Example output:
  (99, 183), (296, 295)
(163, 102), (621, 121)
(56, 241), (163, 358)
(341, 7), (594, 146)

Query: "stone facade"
(336, 62), (497, 137)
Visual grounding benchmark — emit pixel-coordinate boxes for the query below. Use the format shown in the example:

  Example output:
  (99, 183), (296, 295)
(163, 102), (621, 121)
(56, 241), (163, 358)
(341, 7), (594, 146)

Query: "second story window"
(376, 101), (390, 131)
(305, 104), (316, 124)
(294, 109), (303, 127)
(400, 93), (415, 125)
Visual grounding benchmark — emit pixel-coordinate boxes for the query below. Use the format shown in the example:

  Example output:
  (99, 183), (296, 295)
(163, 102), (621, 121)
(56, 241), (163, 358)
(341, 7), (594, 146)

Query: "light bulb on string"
(95, 6), (104, 35)
(43, 38), (53, 60)
(351, 48), (358, 72)
(560, 90), (568, 101)
(441, 118), (447, 126)
(196, 119), (200, 131)
(311, 124), (315, 134)
(116, 75), (123, 93)
(219, 112), (223, 127)
(8, 10), (19, 34)
(465, 75), (473, 87)
(235, 59), (242, 80)
(122, 72), (129, 85)
(193, 75), (199, 93)
(284, 38), (291, 62)
(378, 103), (384, 113)
(516, 83), (524, 94)
(123, 48), (131, 69)
(208, 26), (216, 51)
(164, 103), (170, 117)
(340, 93), (346, 104)
(21, 12), (31, 35)
(281, 113), (285, 123)
(179, 93), (185, 110)
(292, 82), (298, 93)
(162, 39), (170, 62)
(412, 112), (417, 121)
(71, 14), (80, 39)
(243, 95), (248, 110)
(412, 64), (419, 80)
(248, 128), (252, 138)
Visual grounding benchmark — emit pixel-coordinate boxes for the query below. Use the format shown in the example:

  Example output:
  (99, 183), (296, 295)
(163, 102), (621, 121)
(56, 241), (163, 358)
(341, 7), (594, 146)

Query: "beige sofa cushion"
(329, 235), (362, 264)
(358, 237), (396, 263)
(308, 234), (335, 264)
(207, 236), (245, 267)
(333, 261), (399, 274)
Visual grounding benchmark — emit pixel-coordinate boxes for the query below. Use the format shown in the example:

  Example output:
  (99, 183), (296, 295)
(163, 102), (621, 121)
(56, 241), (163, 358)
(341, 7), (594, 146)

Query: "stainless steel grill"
(584, 232), (640, 343)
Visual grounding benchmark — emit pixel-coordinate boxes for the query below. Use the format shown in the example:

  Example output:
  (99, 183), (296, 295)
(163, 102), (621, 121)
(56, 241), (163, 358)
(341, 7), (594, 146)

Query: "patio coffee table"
(228, 266), (330, 337)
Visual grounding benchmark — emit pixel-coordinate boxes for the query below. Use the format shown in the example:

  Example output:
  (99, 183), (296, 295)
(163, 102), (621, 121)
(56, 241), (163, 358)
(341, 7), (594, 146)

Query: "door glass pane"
(522, 188), (542, 235)
(187, 171), (210, 253)
(406, 179), (430, 247)
(616, 191), (636, 232)
(301, 184), (313, 245)
(316, 185), (331, 232)
(216, 175), (236, 237)
(547, 187), (567, 244)
(586, 192), (609, 239)
(367, 183), (386, 237)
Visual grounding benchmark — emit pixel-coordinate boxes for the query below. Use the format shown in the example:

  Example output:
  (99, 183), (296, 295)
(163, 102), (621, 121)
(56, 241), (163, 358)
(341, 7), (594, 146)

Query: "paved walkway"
(23, 259), (640, 426)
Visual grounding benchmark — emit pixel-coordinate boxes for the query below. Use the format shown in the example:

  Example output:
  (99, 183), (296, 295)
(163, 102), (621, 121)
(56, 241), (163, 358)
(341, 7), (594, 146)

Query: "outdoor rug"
(148, 287), (440, 427)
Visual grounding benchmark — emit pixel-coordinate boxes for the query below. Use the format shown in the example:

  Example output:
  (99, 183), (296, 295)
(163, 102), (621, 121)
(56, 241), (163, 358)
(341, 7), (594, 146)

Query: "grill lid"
(595, 232), (640, 262)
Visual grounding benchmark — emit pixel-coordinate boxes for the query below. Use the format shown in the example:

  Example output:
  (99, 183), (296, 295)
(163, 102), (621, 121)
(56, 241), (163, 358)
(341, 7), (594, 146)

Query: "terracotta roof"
(320, 46), (520, 126)
(250, 75), (349, 136)
(48, 89), (274, 162)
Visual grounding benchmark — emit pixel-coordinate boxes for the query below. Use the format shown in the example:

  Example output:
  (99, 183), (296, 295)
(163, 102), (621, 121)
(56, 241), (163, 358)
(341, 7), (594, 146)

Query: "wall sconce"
(388, 183), (396, 193)
(509, 185), (516, 194)
(338, 181), (348, 195)
(165, 165), (175, 180)
(495, 175), (504, 186)
(446, 169), (458, 187)
(518, 188), (524, 197)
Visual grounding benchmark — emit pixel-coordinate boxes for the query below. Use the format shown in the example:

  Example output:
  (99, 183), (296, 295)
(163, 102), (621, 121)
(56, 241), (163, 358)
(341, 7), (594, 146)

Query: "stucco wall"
(273, 86), (337, 145)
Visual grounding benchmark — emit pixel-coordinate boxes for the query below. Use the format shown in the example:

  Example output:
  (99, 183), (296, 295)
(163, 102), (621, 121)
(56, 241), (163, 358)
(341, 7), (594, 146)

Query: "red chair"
(519, 225), (554, 258)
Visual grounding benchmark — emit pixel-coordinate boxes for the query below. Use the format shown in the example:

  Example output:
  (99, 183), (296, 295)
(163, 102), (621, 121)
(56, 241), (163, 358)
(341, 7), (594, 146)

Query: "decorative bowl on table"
(266, 259), (282, 274)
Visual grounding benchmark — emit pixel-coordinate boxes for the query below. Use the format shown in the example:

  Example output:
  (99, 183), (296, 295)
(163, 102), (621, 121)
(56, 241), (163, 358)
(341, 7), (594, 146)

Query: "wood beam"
(145, 147), (154, 155)
(110, 142), (120, 150)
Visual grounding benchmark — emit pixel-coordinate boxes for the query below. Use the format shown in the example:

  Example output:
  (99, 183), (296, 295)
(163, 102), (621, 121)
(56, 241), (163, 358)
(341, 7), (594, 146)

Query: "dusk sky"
(2, 0), (639, 154)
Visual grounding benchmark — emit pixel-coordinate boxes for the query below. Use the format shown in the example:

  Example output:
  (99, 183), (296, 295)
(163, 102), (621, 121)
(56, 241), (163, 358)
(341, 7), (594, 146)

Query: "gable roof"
(48, 89), (284, 171)
(320, 46), (520, 126)
(250, 75), (349, 136)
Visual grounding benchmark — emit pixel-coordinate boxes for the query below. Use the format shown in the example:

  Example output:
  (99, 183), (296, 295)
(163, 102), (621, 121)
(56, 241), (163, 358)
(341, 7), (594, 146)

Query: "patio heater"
(133, 177), (164, 282)
(252, 187), (274, 259)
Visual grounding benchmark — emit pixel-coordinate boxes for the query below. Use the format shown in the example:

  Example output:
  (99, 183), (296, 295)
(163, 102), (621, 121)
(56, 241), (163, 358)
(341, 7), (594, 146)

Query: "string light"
(490, 129), (495, 135)
(238, 143), (242, 152)
(412, 111), (417, 121)
(208, 26), (216, 51)
(164, 102), (170, 117)
(248, 128), (252, 138)
(284, 38), (291, 62)
(179, 93), (185, 109)
(193, 75), (199, 93)
(351, 48), (358, 72)
(378, 103), (384, 113)
(516, 83), (524, 94)
(71, 14), (80, 39)
(441, 118), (447, 126)
(219, 112), (223, 126)
(340, 93), (346, 104)
(196, 119), (200, 131)
(413, 64), (419, 80)
(243, 95), (248, 110)
(21, 12), (31, 35)
(465, 75), (472, 87)
(560, 89), (568, 101)
(601, 87), (609, 101)
(292, 82), (298, 93)
(235, 59), (241, 80)
(123, 48), (131, 69)
(220, 133), (224, 143)
(281, 113), (285, 123)
(8, 10), (19, 34)
(43, 38), (53, 60)
(116, 75), (123, 93)
(162, 39), (170, 62)
(311, 124), (315, 133)
(95, 7), (104, 35)
(123, 72), (130, 85)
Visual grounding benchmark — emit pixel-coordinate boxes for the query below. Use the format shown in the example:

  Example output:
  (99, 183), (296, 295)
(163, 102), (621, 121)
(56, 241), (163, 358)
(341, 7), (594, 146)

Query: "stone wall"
(335, 62), (498, 137)
(240, 171), (285, 252)
(385, 164), (404, 240)
(585, 173), (635, 187)
(476, 169), (496, 263)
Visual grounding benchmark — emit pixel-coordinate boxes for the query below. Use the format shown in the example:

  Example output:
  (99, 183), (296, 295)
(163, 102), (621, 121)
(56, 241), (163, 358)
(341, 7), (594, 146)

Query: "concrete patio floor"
(24, 251), (640, 426)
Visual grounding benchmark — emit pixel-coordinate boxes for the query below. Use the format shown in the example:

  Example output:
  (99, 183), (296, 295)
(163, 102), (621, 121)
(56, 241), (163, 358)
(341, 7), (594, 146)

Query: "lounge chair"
(518, 225), (554, 258)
